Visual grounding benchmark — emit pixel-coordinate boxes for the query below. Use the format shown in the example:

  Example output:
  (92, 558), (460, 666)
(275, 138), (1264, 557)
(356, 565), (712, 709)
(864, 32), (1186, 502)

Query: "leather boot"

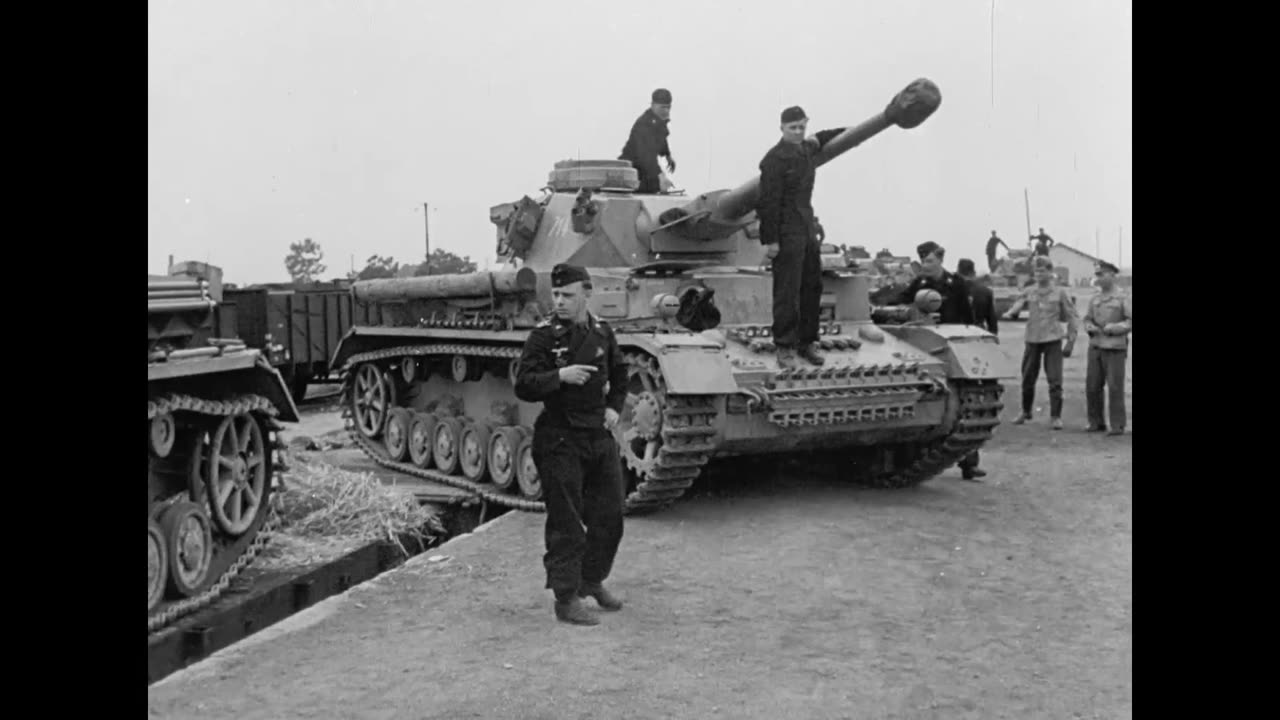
(798, 344), (825, 366)
(776, 347), (798, 370)
(554, 595), (599, 626)
(961, 467), (987, 481)
(579, 582), (623, 611)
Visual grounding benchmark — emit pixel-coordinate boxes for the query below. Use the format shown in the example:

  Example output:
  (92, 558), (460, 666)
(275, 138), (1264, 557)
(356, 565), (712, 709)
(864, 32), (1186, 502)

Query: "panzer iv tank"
(331, 78), (1018, 515)
(148, 265), (299, 629)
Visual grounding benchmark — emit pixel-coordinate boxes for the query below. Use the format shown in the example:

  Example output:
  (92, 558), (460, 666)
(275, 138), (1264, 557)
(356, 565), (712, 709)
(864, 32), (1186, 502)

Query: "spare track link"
(620, 351), (721, 515)
(148, 393), (285, 634)
(865, 379), (1005, 489)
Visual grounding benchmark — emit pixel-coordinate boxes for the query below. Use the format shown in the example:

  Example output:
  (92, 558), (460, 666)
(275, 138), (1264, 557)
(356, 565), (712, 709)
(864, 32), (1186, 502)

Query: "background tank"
(148, 264), (299, 628)
(330, 78), (1018, 515)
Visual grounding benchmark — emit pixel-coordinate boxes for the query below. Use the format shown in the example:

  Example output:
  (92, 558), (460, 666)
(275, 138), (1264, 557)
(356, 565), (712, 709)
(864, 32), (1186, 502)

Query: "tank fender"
(880, 325), (1019, 380)
(250, 354), (302, 422)
(617, 332), (741, 395)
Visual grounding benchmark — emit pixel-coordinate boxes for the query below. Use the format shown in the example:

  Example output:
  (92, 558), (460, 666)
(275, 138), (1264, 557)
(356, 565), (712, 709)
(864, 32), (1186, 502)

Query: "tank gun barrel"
(352, 268), (537, 302)
(695, 78), (942, 225)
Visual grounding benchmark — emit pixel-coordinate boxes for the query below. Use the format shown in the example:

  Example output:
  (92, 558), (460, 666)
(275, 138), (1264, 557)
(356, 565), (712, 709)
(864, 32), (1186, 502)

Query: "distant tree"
(284, 238), (327, 283)
(413, 249), (478, 276)
(351, 254), (401, 281)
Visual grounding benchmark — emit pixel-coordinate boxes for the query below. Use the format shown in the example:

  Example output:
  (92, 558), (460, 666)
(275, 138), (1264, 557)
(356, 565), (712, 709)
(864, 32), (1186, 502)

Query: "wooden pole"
(423, 202), (431, 275)
(1023, 188), (1032, 247)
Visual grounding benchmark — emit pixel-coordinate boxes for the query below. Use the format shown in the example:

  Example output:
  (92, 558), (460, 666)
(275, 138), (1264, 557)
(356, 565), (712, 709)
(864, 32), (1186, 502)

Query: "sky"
(148, 0), (1132, 284)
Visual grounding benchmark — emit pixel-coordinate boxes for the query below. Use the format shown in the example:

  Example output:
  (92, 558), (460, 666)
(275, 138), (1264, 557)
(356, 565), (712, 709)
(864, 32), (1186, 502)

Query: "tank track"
(148, 393), (286, 634)
(618, 352), (720, 515)
(862, 379), (1004, 489)
(338, 344), (723, 515)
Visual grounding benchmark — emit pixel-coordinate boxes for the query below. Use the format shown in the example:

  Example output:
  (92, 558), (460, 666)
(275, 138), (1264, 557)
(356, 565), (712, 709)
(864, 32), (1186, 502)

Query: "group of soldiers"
(985, 227), (1057, 272)
(514, 88), (1132, 626)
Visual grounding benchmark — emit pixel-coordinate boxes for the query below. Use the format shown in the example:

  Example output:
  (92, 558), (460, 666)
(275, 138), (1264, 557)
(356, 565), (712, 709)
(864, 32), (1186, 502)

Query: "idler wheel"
(351, 364), (390, 439)
(206, 412), (268, 537)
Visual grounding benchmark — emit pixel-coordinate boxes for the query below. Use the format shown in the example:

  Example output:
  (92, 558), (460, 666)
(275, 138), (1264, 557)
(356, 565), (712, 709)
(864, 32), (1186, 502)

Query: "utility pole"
(423, 202), (431, 275)
(1023, 188), (1032, 248)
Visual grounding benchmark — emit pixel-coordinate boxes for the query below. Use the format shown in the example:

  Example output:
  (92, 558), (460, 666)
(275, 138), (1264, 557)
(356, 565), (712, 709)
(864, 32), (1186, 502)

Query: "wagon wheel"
(206, 412), (268, 537)
(159, 501), (214, 597)
(616, 357), (666, 484)
(515, 434), (541, 500)
(351, 363), (391, 439)
(487, 426), (524, 492)
(408, 412), (437, 468)
(148, 518), (168, 611)
(384, 408), (413, 462)
(433, 417), (463, 475)
(459, 423), (492, 482)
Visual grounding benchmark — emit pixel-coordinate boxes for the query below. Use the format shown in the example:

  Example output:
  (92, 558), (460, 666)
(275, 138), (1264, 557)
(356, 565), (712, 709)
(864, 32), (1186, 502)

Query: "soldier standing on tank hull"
(757, 105), (845, 370)
(514, 264), (629, 626)
(619, 88), (676, 194)
(1083, 261), (1131, 435)
(1003, 256), (1079, 430)
(986, 230), (1009, 272)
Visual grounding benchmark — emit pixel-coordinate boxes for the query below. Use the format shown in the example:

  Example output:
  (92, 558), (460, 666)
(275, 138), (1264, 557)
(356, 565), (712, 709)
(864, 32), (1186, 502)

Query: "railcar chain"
(147, 393), (286, 634)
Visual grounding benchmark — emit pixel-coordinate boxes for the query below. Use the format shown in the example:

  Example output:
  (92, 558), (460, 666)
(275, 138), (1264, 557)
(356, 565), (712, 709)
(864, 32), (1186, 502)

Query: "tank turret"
(329, 78), (1018, 518)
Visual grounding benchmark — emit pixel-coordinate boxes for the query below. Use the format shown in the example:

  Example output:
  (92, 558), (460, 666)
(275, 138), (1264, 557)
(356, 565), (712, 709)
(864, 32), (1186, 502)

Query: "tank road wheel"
(351, 363), (390, 439)
(159, 501), (214, 597)
(408, 412), (437, 468)
(149, 414), (176, 458)
(384, 408), (413, 462)
(487, 426), (524, 492)
(459, 423), (492, 482)
(507, 359), (520, 386)
(451, 355), (470, 383)
(206, 413), (268, 537)
(148, 519), (168, 611)
(515, 434), (541, 500)
(433, 417), (463, 475)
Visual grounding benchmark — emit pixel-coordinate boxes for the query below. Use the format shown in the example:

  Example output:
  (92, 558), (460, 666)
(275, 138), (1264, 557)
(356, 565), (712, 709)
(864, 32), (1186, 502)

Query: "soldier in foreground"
(756, 105), (844, 370)
(619, 88), (676, 194)
(1083, 261), (1131, 435)
(514, 264), (628, 626)
(1003, 256), (1079, 430)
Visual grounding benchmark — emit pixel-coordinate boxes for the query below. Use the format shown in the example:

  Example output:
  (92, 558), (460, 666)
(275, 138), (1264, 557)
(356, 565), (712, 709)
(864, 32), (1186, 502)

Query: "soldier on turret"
(1031, 227), (1055, 257)
(757, 105), (845, 370)
(619, 88), (676, 194)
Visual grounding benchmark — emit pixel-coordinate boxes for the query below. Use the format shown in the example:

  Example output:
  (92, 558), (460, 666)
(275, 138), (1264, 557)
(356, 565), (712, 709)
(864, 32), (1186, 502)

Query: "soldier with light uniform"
(1083, 260), (1131, 435)
(1003, 256), (1079, 430)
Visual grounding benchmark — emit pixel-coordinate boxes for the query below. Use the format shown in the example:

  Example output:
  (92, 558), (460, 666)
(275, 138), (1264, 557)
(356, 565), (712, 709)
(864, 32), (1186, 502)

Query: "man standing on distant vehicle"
(514, 264), (629, 626)
(1003, 256), (1079, 430)
(986, 230), (1009, 272)
(1031, 227), (1055, 257)
(1083, 261), (1131, 435)
(756, 105), (844, 370)
(619, 88), (676, 194)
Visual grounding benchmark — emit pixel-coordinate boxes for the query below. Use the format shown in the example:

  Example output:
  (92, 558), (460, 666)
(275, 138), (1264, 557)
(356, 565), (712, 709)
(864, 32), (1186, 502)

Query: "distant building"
(1047, 242), (1123, 288)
